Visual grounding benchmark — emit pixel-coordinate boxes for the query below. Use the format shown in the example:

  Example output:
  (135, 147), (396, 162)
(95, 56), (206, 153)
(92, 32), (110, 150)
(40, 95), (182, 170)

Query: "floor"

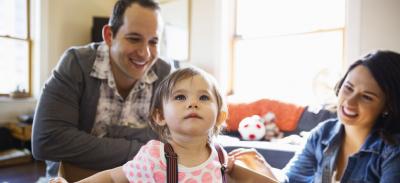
(0, 160), (46, 183)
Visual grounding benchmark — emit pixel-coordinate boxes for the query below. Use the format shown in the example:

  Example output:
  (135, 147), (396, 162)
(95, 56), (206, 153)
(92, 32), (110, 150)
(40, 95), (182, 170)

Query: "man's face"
(107, 4), (161, 82)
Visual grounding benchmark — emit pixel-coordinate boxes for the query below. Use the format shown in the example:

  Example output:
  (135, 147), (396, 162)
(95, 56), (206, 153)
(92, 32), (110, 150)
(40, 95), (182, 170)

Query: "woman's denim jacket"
(282, 118), (400, 183)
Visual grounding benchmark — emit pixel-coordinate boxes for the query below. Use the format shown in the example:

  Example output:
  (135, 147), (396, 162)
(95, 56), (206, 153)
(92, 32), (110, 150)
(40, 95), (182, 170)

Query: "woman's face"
(337, 65), (386, 130)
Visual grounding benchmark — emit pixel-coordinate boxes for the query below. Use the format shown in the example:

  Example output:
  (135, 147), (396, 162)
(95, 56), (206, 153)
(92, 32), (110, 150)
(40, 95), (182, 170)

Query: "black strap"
(164, 143), (227, 183)
(214, 143), (228, 183)
(164, 143), (178, 183)
(164, 142), (227, 183)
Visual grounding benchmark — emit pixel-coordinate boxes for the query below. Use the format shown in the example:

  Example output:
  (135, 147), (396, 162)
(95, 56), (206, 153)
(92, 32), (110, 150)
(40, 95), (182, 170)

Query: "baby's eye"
(174, 95), (186, 101)
(199, 95), (210, 101)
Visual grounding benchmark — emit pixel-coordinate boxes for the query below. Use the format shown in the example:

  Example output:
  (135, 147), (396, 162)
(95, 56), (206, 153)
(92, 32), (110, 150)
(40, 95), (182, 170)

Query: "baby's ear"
(217, 111), (228, 125)
(153, 109), (167, 126)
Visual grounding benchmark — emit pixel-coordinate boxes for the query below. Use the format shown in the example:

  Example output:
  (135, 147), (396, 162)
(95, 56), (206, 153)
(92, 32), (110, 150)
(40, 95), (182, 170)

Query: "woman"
(230, 50), (400, 182)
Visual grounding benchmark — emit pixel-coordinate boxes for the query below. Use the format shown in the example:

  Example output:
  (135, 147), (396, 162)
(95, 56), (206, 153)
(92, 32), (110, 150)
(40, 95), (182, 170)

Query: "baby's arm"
(78, 166), (128, 183)
(49, 167), (128, 183)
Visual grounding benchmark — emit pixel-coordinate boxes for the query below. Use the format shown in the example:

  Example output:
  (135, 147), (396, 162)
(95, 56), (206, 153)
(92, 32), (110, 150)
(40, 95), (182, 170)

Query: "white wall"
(345, 0), (400, 66)
(360, 0), (400, 55)
(45, 0), (116, 83)
(189, 0), (232, 93)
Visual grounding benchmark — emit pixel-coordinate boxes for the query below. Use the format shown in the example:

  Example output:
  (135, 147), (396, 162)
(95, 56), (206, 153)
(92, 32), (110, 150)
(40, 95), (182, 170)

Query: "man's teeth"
(132, 60), (146, 65)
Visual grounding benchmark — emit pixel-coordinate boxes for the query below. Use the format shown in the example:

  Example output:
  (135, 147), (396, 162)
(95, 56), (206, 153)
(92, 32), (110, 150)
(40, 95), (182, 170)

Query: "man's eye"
(127, 37), (141, 42)
(149, 39), (158, 45)
(174, 95), (186, 101)
(199, 95), (210, 101)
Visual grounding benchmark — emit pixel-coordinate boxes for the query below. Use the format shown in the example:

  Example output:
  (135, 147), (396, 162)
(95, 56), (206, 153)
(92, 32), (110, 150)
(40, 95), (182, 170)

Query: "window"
(0, 0), (31, 96)
(233, 0), (345, 105)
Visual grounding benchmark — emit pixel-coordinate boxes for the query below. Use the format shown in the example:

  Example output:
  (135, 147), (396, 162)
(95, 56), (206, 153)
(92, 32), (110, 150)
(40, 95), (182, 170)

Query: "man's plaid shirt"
(89, 43), (158, 137)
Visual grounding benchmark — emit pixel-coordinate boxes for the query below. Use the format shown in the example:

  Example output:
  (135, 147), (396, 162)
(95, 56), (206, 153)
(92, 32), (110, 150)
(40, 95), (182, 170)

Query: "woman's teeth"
(343, 107), (358, 117)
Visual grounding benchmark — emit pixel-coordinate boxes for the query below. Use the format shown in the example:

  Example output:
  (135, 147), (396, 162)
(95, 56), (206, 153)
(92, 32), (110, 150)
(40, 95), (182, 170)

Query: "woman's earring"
(382, 111), (389, 118)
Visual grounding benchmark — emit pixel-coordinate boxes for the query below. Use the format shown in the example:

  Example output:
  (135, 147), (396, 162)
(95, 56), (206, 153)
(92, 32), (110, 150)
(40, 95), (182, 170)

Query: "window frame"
(0, 0), (32, 97)
(230, 0), (346, 105)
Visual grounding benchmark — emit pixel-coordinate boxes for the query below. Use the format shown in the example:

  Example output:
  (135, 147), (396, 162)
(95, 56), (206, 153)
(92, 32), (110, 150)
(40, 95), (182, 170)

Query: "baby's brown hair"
(149, 67), (226, 141)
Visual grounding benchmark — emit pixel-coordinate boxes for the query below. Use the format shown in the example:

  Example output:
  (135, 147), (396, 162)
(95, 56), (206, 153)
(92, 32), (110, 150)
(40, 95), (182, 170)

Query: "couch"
(218, 102), (337, 169)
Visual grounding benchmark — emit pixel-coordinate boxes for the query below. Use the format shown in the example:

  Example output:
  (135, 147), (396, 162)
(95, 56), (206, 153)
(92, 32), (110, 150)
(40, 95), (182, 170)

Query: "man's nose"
(137, 43), (150, 59)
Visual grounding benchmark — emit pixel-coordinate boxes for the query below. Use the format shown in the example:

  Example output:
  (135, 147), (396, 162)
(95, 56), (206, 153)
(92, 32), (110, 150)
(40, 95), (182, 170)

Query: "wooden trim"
(0, 35), (28, 41)
(187, 0), (191, 62)
(234, 27), (345, 41)
(27, 0), (32, 97)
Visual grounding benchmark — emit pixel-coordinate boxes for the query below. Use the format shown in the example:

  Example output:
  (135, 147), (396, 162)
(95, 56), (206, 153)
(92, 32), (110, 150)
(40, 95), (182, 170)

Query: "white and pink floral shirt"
(122, 140), (226, 183)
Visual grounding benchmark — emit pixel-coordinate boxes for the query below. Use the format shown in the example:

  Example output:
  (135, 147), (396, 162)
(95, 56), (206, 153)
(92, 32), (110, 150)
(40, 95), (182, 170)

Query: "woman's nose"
(346, 94), (358, 106)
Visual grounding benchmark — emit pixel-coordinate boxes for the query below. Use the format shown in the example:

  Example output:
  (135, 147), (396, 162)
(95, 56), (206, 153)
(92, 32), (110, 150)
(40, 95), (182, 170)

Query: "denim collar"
(320, 119), (343, 148)
(320, 119), (380, 155)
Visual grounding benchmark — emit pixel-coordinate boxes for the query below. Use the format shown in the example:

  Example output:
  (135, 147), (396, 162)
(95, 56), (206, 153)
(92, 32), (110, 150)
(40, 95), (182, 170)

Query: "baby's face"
(162, 75), (219, 139)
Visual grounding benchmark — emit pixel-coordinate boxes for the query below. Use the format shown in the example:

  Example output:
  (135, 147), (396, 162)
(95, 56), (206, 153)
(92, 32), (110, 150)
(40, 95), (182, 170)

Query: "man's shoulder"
(58, 43), (100, 72)
(67, 43), (100, 63)
(152, 58), (173, 79)
(153, 58), (172, 71)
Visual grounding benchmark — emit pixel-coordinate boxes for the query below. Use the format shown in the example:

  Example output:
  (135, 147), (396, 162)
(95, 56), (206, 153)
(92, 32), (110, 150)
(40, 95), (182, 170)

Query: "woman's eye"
(362, 95), (373, 101)
(174, 95), (186, 101)
(343, 85), (353, 92)
(199, 95), (210, 101)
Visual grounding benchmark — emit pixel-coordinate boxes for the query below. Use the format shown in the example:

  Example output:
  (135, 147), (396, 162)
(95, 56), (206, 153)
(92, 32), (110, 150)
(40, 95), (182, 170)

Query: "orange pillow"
(226, 99), (305, 132)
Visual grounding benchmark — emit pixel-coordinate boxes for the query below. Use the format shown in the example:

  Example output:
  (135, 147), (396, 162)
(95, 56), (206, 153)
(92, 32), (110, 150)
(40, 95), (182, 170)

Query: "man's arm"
(31, 47), (156, 170)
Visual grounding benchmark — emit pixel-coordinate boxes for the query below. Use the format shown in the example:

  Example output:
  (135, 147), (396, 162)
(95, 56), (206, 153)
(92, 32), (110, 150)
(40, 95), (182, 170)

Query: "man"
(32, 0), (172, 176)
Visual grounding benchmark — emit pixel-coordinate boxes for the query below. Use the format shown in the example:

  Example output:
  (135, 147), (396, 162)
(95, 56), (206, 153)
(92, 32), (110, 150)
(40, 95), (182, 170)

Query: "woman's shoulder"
(380, 134), (400, 158)
(310, 118), (341, 136)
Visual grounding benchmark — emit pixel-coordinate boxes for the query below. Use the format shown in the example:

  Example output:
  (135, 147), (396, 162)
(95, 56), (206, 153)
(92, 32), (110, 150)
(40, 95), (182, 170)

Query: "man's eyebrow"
(125, 33), (158, 41)
(125, 32), (141, 37)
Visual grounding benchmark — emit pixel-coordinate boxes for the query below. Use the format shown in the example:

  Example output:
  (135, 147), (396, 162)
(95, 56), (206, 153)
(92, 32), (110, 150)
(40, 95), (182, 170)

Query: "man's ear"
(153, 109), (167, 126)
(102, 25), (113, 46)
(216, 111), (228, 125)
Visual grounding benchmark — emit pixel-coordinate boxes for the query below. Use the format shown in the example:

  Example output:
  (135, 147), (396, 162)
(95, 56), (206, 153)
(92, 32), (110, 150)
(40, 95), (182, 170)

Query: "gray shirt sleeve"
(31, 46), (159, 170)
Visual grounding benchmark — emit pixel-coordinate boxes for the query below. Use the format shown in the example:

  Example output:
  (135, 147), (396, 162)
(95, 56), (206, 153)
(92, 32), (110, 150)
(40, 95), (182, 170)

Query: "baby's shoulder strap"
(164, 142), (178, 183)
(164, 142), (227, 183)
(214, 143), (228, 183)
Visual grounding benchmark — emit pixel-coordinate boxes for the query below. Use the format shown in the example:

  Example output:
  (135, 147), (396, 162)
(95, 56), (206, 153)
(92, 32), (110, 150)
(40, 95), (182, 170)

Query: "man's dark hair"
(109, 0), (160, 37)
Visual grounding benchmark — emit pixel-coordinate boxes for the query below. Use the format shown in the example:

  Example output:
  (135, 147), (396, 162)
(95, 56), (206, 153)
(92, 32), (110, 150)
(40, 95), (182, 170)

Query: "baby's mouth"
(184, 113), (202, 119)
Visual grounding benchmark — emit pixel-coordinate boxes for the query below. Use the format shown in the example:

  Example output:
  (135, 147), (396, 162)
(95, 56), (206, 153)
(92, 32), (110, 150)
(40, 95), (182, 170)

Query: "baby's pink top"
(122, 140), (226, 183)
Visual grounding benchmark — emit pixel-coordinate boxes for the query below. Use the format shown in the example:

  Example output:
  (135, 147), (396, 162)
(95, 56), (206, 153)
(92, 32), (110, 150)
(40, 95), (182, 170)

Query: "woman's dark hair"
(109, 0), (159, 37)
(335, 50), (400, 144)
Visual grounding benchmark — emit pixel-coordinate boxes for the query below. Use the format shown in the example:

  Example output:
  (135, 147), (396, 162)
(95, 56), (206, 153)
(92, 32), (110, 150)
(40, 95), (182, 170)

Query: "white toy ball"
(238, 115), (266, 141)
